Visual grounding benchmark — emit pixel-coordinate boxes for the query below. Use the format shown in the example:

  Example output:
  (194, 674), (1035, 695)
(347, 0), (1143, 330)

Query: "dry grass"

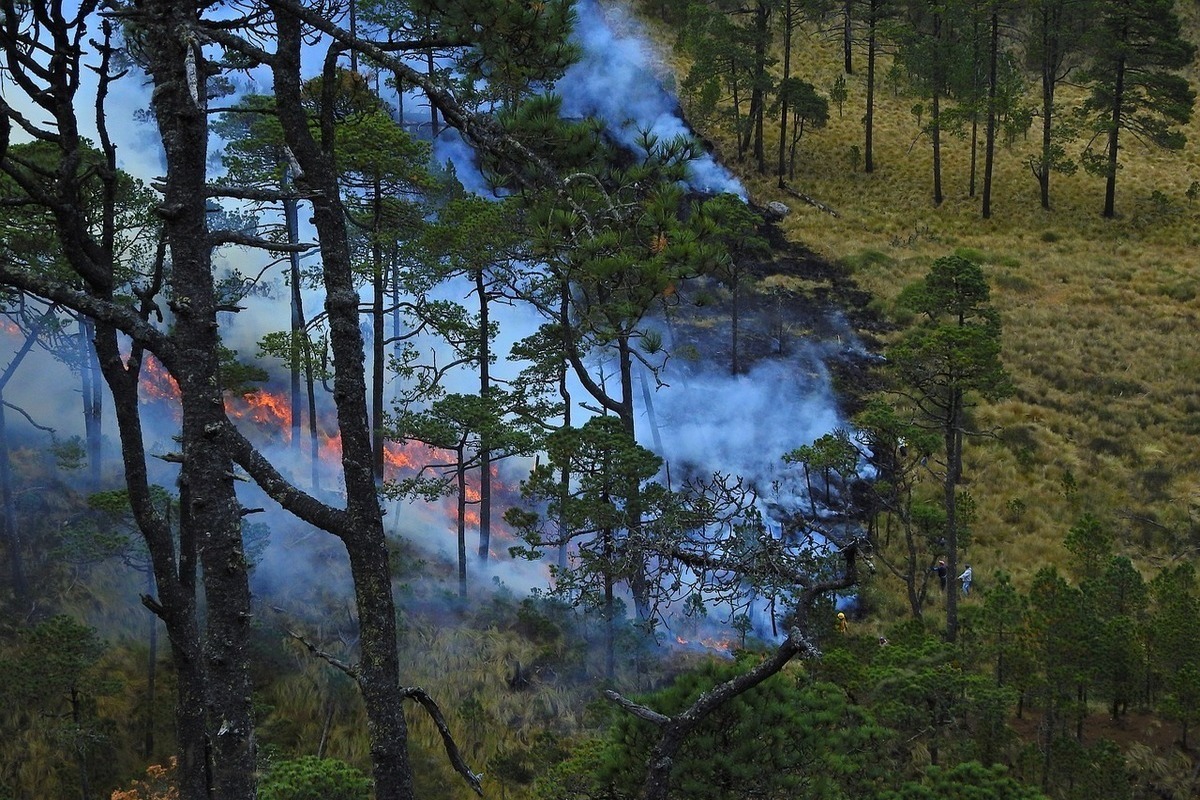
(655, 13), (1200, 591)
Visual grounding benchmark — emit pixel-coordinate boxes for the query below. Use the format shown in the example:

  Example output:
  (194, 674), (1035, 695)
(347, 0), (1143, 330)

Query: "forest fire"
(137, 355), (180, 405)
(674, 634), (737, 658)
(134, 353), (520, 546)
(231, 389), (292, 430)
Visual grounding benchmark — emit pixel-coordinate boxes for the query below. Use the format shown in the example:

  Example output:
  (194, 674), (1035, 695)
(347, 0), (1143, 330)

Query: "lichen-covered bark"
(270, 5), (413, 797)
(137, 1), (256, 795)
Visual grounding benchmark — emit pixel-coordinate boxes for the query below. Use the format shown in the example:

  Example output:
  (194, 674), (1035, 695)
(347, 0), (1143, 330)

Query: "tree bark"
(1103, 54), (1125, 218)
(271, 6), (414, 796)
(139, 3), (257, 792)
(982, 9), (998, 219)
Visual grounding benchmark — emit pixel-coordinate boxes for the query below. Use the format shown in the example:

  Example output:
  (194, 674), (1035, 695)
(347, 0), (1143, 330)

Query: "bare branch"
(285, 627), (359, 680)
(208, 230), (316, 253)
(2, 401), (55, 433)
(401, 686), (484, 796)
(601, 690), (670, 726)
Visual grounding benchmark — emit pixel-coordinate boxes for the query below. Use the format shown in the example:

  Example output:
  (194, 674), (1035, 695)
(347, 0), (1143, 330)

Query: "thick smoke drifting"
(2, 0), (856, 638)
(434, 0), (746, 198)
(559, 0), (746, 197)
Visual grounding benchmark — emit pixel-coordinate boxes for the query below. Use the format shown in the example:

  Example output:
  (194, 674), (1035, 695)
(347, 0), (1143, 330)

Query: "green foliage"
(597, 659), (889, 799)
(830, 73), (848, 116)
(880, 761), (1048, 800)
(257, 756), (371, 800)
(1062, 513), (1113, 583)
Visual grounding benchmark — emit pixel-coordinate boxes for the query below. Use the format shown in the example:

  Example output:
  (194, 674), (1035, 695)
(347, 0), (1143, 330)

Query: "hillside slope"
(639, 1), (1200, 598)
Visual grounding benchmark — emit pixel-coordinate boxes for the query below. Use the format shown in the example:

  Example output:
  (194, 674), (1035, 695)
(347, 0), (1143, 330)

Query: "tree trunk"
(865, 1), (877, 173)
(285, 169), (304, 457)
(271, 7), (415, 796)
(372, 175), (386, 481)
(476, 268), (492, 563)
(777, 0), (793, 188)
(843, 0), (853, 73)
(932, 90), (944, 206)
(0, 395), (28, 607)
(458, 447), (468, 598)
(140, 5), (257, 794)
(751, 0), (770, 173)
(97, 323), (210, 800)
(1103, 55), (1125, 218)
(944, 389), (963, 642)
(982, 9), (998, 219)
(79, 316), (104, 488)
(0, 312), (48, 608)
(1037, 6), (1057, 210)
(931, 12), (944, 206)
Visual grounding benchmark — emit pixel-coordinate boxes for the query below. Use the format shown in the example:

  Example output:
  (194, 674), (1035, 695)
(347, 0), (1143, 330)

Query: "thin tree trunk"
(285, 169), (304, 456)
(932, 12), (944, 206)
(777, 0), (793, 188)
(0, 396), (27, 606)
(458, 447), (468, 597)
(372, 175), (386, 481)
(944, 390), (963, 642)
(1103, 55), (1124, 218)
(844, 0), (853, 73)
(476, 268), (492, 563)
(79, 316), (104, 488)
(982, 9), (998, 218)
(865, 1), (877, 173)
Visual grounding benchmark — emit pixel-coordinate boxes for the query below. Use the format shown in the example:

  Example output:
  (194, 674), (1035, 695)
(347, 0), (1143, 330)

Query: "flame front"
(134, 356), (519, 550)
(231, 389), (292, 432)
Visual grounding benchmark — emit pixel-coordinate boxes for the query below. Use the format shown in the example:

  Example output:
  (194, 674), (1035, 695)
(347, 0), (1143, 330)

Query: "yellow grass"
(654, 12), (1200, 592)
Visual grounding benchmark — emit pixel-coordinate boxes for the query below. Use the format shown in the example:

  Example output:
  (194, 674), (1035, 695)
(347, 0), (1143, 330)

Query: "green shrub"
(258, 756), (371, 800)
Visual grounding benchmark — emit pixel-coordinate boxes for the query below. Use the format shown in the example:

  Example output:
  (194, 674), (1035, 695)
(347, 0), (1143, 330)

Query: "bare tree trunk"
(865, 0), (877, 173)
(372, 175), (386, 481)
(0, 396), (28, 607)
(982, 9), (998, 218)
(79, 316), (104, 488)
(476, 268), (492, 563)
(271, 7), (414, 795)
(1102, 56), (1124, 218)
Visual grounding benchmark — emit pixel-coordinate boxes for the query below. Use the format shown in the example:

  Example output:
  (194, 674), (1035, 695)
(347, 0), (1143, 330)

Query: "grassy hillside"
(639, 2), (1200, 604)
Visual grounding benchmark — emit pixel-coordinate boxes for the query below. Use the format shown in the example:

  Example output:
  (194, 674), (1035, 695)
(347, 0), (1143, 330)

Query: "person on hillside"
(932, 559), (947, 591)
(836, 611), (847, 633)
(958, 564), (973, 596)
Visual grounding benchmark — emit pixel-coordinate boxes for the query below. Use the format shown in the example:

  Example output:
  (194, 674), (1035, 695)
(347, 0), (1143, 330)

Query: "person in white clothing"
(958, 564), (973, 596)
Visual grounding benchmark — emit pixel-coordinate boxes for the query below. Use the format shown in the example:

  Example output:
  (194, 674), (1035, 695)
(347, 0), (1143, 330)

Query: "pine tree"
(887, 255), (1011, 641)
(1077, 0), (1196, 217)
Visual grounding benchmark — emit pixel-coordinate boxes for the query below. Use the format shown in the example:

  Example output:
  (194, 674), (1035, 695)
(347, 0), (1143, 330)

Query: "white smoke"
(433, 0), (747, 198)
(560, 0), (746, 197)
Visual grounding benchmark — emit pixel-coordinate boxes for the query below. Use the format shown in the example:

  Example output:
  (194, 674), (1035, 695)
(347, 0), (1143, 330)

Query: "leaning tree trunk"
(476, 267), (493, 563)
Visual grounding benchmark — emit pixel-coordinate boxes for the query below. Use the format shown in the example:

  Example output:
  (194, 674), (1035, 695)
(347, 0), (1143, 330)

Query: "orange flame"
(138, 355), (180, 404)
(229, 389), (292, 432)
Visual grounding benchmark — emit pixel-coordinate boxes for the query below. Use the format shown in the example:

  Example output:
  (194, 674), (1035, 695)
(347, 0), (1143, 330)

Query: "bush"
(257, 756), (371, 800)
